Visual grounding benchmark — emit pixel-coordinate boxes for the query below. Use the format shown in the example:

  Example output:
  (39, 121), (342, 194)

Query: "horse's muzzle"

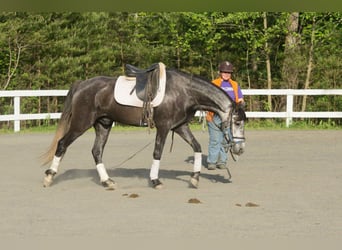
(232, 139), (245, 155)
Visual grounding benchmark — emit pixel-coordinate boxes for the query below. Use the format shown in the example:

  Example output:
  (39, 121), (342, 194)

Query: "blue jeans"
(207, 114), (229, 165)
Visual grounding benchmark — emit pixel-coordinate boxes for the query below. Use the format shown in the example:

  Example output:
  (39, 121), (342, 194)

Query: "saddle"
(125, 63), (160, 102)
(118, 62), (164, 128)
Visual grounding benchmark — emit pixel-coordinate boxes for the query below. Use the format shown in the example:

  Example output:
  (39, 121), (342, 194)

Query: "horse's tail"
(41, 81), (82, 166)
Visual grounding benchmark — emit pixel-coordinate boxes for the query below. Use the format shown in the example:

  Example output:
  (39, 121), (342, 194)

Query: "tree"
(282, 12), (301, 90)
(301, 12), (342, 114)
(215, 12), (288, 111)
(263, 12), (273, 111)
(1, 12), (341, 129)
(0, 12), (29, 90)
(301, 13), (316, 112)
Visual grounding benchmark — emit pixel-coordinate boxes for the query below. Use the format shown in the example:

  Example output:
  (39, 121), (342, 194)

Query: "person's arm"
(237, 87), (244, 103)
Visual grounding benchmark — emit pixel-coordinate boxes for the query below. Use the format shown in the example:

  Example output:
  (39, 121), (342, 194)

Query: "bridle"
(223, 109), (245, 157)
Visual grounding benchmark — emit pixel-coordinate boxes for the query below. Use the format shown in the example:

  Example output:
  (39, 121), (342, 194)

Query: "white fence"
(1, 89), (342, 132)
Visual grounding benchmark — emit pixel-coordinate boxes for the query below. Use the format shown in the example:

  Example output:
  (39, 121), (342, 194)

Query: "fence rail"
(1, 89), (342, 132)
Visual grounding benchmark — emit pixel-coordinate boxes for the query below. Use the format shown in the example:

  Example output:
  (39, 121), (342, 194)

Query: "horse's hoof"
(43, 169), (56, 187)
(151, 179), (163, 189)
(101, 178), (117, 190)
(190, 171), (200, 188)
(43, 174), (54, 187)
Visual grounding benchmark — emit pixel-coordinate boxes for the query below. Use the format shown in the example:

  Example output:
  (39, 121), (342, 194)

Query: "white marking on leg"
(96, 163), (109, 182)
(49, 156), (62, 173)
(194, 152), (202, 172)
(150, 159), (160, 180)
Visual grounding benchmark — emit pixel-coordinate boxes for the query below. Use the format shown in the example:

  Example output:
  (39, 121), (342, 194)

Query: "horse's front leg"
(173, 124), (202, 188)
(189, 153), (201, 188)
(150, 128), (169, 189)
(92, 119), (116, 190)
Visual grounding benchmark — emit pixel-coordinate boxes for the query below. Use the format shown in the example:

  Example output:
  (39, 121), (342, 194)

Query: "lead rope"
(222, 122), (233, 181)
(189, 76), (234, 181)
(207, 115), (234, 181)
(225, 166), (232, 180)
(214, 113), (235, 181)
(114, 139), (154, 168)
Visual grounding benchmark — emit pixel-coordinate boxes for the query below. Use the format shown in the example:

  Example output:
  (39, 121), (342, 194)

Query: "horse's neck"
(192, 82), (231, 113)
(169, 70), (231, 114)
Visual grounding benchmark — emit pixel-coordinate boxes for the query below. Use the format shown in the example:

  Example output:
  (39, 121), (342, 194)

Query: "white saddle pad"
(114, 62), (166, 107)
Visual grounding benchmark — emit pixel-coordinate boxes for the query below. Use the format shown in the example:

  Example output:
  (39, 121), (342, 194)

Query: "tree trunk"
(3, 37), (22, 90)
(282, 12), (300, 89)
(209, 59), (214, 80)
(264, 12), (273, 111)
(245, 45), (251, 89)
(120, 41), (125, 73)
(176, 45), (181, 69)
(245, 44), (254, 112)
(301, 15), (316, 113)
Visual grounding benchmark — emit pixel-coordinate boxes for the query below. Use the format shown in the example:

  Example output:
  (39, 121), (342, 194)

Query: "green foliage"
(0, 12), (341, 130)
(289, 119), (341, 129)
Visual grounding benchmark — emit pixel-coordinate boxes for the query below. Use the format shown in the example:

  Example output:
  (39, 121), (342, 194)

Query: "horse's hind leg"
(173, 124), (202, 188)
(92, 118), (116, 190)
(44, 120), (92, 187)
(43, 130), (83, 187)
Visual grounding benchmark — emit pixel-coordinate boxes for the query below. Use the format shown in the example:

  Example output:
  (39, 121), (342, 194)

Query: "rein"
(209, 108), (245, 181)
(213, 109), (245, 160)
(186, 76), (245, 180)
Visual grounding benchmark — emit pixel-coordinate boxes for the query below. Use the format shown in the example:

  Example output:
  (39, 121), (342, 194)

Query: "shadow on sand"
(51, 155), (231, 187)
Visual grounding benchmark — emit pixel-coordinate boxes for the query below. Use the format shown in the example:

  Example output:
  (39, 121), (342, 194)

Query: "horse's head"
(222, 103), (246, 157)
(231, 107), (246, 155)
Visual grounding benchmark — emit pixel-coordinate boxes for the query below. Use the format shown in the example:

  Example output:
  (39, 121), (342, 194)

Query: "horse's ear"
(236, 103), (247, 121)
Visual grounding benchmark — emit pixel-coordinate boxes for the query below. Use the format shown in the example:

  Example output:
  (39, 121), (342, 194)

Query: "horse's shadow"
(52, 155), (231, 187)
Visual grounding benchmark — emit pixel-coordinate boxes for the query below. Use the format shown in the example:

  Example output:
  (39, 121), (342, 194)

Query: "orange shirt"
(206, 78), (240, 122)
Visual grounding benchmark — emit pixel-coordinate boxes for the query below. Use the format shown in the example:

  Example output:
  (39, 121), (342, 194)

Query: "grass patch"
(1, 118), (341, 134)
(244, 119), (341, 130)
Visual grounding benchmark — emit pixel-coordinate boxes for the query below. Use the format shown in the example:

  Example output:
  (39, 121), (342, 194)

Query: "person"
(206, 61), (244, 170)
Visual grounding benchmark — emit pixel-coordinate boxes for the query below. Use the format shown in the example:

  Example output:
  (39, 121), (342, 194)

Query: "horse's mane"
(167, 68), (234, 103)
(167, 68), (209, 82)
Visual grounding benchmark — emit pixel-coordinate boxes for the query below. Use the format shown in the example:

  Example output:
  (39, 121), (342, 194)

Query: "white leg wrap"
(49, 156), (61, 173)
(150, 159), (160, 180)
(194, 152), (202, 172)
(96, 163), (109, 182)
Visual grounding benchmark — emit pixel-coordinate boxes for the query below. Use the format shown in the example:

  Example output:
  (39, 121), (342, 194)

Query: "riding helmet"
(219, 61), (234, 73)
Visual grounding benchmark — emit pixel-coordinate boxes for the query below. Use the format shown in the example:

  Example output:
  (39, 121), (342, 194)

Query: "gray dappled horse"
(42, 63), (245, 190)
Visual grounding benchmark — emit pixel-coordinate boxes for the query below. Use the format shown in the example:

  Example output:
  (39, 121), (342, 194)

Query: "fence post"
(286, 93), (293, 127)
(14, 96), (20, 132)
